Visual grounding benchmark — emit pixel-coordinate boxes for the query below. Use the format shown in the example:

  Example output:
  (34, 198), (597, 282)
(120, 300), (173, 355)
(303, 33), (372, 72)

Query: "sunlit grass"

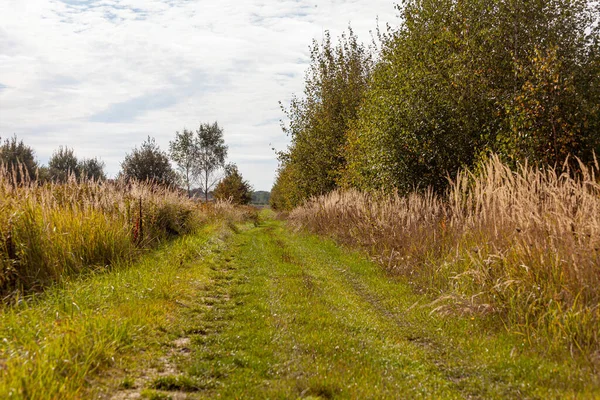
(0, 164), (254, 295)
(0, 224), (225, 399)
(290, 155), (600, 363)
(170, 217), (598, 398)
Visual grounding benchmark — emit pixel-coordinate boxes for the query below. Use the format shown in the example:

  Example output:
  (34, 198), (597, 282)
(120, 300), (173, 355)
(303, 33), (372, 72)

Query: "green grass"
(0, 222), (231, 399)
(138, 215), (598, 399)
(0, 176), (208, 295)
(1, 213), (598, 399)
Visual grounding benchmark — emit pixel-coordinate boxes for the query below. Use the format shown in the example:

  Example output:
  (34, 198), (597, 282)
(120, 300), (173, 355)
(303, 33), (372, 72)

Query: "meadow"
(290, 156), (600, 363)
(0, 168), (598, 397)
(0, 164), (254, 297)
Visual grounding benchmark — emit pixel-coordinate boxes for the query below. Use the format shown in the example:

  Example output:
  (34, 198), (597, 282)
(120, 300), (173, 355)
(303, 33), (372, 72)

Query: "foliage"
(169, 128), (199, 197)
(270, 163), (303, 210)
(0, 215), (596, 398)
(101, 217), (600, 398)
(0, 135), (38, 184)
(120, 136), (178, 187)
(251, 191), (270, 205)
(0, 164), (207, 295)
(48, 146), (79, 183)
(79, 157), (106, 181)
(213, 163), (253, 205)
(45, 147), (105, 183)
(274, 28), (374, 208)
(196, 122), (228, 201)
(0, 226), (229, 399)
(343, 0), (600, 193)
(0, 135), (38, 183)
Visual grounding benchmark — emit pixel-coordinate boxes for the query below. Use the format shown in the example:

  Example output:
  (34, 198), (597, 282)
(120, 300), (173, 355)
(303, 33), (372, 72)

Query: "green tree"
(275, 27), (374, 208)
(251, 191), (271, 205)
(197, 122), (228, 202)
(120, 136), (177, 187)
(213, 163), (253, 205)
(79, 157), (106, 181)
(48, 146), (79, 183)
(169, 128), (198, 197)
(343, 0), (600, 193)
(270, 163), (303, 210)
(0, 135), (38, 184)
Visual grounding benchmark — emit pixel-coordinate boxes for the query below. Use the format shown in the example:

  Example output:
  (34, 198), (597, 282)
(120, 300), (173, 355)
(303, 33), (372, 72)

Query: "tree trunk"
(205, 171), (209, 202)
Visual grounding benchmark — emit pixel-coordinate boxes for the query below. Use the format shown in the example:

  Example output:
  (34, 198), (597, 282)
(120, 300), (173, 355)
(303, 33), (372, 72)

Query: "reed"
(0, 164), (236, 296)
(290, 155), (600, 361)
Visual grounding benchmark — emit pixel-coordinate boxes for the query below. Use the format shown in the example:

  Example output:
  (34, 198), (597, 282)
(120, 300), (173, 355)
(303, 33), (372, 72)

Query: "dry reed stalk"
(289, 155), (600, 360)
(0, 164), (215, 296)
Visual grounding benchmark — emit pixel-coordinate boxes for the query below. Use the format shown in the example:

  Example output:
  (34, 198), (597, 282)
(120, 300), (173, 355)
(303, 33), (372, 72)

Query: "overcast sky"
(0, 0), (398, 190)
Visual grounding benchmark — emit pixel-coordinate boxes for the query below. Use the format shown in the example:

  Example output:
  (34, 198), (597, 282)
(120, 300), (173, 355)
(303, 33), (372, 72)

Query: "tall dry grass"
(290, 155), (600, 360)
(0, 164), (244, 296)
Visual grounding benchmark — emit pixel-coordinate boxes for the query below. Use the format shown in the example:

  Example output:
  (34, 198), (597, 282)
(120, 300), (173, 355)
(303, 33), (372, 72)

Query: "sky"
(0, 0), (399, 190)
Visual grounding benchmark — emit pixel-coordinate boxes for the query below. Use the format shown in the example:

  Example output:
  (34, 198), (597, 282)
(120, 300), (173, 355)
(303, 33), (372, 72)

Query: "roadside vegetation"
(107, 217), (600, 398)
(0, 222), (236, 399)
(290, 156), (600, 363)
(0, 163), (255, 296)
(272, 0), (600, 368)
(272, 0), (600, 208)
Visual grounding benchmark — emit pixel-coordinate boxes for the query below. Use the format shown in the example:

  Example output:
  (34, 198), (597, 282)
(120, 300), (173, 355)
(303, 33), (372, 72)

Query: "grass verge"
(3, 214), (598, 399)
(290, 156), (600, 363)
(0, 222), (234, 399)
(125, 215), (598, 399)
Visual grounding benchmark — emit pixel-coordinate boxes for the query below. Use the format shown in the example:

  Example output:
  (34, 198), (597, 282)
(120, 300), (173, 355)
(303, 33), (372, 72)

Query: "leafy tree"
(0, 135), (38, 184)
(169, 128), (199, 197)
(48, 146), (79, 183)
(47, 147), (106, 183)
(120, 136), (177, 187)
(197, 122), (228, 201)
(343, 0), (600, 193)
(251, 191), (271, 205)
(36, 165), (50, 183)
(270, 163), (303, 210)
(213, 163), (253, 205)
(275, 28), (374, 208)
(79, 157), (106, 181)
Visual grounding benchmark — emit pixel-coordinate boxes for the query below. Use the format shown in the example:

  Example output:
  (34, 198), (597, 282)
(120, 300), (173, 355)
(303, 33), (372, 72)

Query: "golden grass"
(290, 155), (600, 361)
(0, 164), (249, 296)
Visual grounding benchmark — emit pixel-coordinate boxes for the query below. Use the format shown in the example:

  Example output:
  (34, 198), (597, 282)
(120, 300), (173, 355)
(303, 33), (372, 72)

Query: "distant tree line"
(0, 135), (106, 184)
(271, 0), (600, 209)
(1, 120), (254, 205)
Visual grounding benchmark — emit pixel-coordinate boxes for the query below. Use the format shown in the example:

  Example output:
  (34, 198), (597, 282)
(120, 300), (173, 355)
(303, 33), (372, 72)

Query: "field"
(290, 156), (600, 362)
(1, 215), (599, 399)
(0, 161), (599, 399)
(0, 166), (254, 296)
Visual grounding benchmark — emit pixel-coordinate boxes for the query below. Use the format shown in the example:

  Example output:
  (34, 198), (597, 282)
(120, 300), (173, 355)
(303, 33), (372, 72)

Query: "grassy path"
(1, 217), (598, 399)
(114, 217), (598, 399)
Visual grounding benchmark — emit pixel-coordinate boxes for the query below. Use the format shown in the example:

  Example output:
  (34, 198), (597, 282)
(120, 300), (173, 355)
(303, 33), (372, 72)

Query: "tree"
(274, 27), (374, 209)
(48, 146), (79, 183)
(120, 136), (177, 187)
(213, 163), (253, 205)
(343, 0), (600, 193)
(197, 122), (228, 201)
(270, 162), (303, 210)
(79, 157), (106, 181)
(0, 135), (38, 184)
(169, 128), (198, 197)
(251, 191), (271, 205)
(47, 147), (106, 183)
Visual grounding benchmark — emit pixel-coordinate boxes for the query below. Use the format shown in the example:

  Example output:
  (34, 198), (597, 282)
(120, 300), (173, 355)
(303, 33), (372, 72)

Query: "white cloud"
(0, 0), (398, 190)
